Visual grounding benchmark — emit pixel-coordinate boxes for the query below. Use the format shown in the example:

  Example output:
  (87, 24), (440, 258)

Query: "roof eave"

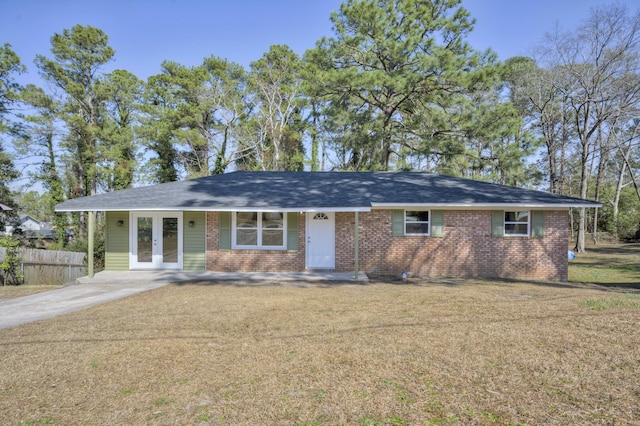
(371, 202), (602, 209)
(55, 206), (373, 213)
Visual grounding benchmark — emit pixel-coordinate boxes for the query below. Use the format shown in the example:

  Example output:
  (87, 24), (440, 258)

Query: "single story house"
(55, 171), (600, 281)
(4, 215), (58, 247)
(4, 215), (51, 237)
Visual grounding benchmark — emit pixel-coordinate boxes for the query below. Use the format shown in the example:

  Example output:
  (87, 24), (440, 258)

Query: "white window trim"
(231, 211), (287, 250)
(504, 210), (530, 237)
(404, 209), (431, 236)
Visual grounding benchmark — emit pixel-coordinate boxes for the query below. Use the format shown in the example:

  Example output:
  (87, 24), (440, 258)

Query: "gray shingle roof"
(55, 171), (600, 212)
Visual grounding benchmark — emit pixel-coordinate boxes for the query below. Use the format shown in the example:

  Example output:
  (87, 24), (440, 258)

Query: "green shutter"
(219, 211), (231, 250)
(532, 211), (544, 238)
(492, 210), (504, 237)
(392, 210), (404, 236)
(287, 212), (299, 252)
(431, 210), (444, 237)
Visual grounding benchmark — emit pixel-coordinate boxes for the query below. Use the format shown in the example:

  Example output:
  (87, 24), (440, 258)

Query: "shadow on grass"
(169, 279), (371, 289)
(570, 259), (640, 273)
(569, 243), (640, 290)
(169, 275), (638, 294)
(584, 243), (640, 256)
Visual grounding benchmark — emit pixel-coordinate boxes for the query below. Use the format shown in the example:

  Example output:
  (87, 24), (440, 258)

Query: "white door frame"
(130, 211), (183, 270)
(305, 212), (336, 269)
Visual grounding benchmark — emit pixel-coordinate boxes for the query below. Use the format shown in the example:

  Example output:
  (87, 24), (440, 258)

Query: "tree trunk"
(574, 138), (590, 253)
(612, 155), (627, 227)
(213, 126), (229, 175)
(310, 102), (319, 172)
(559, 107), (569, 194)
(380, 112), (393, 171)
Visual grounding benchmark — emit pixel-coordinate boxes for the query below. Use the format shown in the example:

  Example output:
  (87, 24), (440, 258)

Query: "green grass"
(359, 415), (407, 426)
(19, 418), (56, 426)
(569, 243), (640, 288)
(581, 295), (640, 311)
(118, 387), (135, 396)
(152, 396), (171, 407)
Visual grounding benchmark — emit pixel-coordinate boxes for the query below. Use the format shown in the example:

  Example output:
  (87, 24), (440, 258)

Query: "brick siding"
(206, 211), (306, 272)
(337, 210), (569, 281)
(205, 210), (569, 281)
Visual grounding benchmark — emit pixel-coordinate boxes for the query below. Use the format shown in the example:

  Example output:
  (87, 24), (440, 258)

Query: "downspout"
(354, 211), (359, 281)
(88, 211), (94, 278)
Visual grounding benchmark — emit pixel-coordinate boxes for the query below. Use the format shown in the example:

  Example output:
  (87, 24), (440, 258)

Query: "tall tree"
(141, 73), (179, 183)
(0, 44), (24, 229)
(34, 25), (114, 239)
(202, 56), (250, 174)
(35, 25), (115, 202)
(0, 144), (19, 232)
(157, 60), (213, 178)
(536, 4), (640, 251)
(142, 57), (249, 178)
(610, 119), (640, 235)
(503, 56), (574, 194)
(309, 0), (495, 171)
(17, 85), (66, 245)
(97, 69), (143, 190)
(247, 45), (306, 171)
(0, 43), (26, 132)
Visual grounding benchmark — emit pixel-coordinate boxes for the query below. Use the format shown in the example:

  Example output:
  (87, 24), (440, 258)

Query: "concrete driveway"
(0, 270), (368, 329)
(0, 280), (170, 329)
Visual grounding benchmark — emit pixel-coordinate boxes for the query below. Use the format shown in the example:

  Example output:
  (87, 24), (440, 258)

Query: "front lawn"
(0, 278), (638, 425)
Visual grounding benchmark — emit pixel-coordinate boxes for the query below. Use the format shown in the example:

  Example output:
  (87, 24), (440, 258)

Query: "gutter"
(370, 202), (603, 209)
(55, 206), (374, 213)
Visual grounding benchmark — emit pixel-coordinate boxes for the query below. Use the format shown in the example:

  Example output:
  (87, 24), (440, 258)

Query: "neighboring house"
(55, 172), (600, 281)
(5, 215), (55, 239)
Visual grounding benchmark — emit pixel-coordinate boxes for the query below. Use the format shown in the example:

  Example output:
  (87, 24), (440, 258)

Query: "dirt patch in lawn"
(1, 279), (638, 425)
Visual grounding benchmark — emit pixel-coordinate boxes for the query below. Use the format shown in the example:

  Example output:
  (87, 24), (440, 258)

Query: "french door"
(131, 212), (182, 269)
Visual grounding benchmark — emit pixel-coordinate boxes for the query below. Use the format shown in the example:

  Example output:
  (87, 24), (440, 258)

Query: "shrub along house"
(55, 171), (600, 281)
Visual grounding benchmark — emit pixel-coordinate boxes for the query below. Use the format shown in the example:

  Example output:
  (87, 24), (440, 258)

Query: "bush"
(65, 227), (105, 272)
(0, 236), (23, 285)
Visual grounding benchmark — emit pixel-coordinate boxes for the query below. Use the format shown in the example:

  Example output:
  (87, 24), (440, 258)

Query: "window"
(233, 211), (286, 249)
(405, 210), (430, 235)
(504, 211), (529, 236)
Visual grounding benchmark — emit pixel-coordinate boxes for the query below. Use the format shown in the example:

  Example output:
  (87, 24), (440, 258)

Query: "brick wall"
(336, 210), (569, 281)
(204, 210), (569, 281)
(205, 211), (306, 272)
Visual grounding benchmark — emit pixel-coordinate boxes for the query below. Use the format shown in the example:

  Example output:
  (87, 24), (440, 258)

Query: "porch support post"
(88, 211), (94, 278)
(354, 211), (359, 281)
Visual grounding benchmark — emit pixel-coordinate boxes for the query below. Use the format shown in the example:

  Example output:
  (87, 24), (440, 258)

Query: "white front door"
(306, 212), (335, 269)
(131, 212), (182, 269)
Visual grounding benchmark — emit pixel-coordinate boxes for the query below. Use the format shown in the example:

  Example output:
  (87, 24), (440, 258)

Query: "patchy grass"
(0, 279), (638, 425)
(0, 285), (61, 301)
(569, 243), (640, 288)
(581, 294), (640, 311)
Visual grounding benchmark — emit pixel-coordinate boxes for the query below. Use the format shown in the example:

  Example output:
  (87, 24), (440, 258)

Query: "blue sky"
(1, 0), (636, 85)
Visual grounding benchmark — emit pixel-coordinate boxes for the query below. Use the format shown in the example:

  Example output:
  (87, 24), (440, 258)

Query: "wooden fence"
(0, 248), (86, 285)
